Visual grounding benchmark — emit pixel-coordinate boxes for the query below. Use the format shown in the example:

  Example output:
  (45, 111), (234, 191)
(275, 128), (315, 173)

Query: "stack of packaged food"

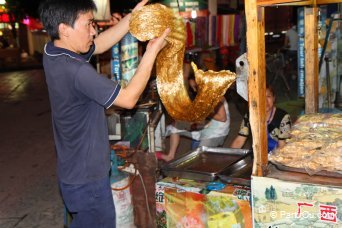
(269, 113), (342, 176)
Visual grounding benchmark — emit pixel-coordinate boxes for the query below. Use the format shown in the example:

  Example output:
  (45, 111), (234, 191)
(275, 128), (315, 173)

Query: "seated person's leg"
(191, 139), (200, 149)
(160, 122), (201, 162)
(160, 133), (180, 162)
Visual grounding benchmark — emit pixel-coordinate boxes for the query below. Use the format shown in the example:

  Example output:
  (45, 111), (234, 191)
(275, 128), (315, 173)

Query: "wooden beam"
(257, 0), (310, 6)
(304, 6), (319, 114)
(245, 1), (267, 177)
(316, 0), (342, 4)
(257, 0), (341, 6)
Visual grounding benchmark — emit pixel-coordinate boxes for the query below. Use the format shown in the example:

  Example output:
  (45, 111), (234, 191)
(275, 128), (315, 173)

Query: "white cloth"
(165, 99), (230, 141)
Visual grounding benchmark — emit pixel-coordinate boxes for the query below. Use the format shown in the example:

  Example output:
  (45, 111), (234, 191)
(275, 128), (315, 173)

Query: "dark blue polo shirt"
(43, 42), (121, 184)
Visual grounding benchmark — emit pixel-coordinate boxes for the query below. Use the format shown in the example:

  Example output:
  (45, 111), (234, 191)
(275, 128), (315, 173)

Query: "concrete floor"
(0, 70), (64, 227)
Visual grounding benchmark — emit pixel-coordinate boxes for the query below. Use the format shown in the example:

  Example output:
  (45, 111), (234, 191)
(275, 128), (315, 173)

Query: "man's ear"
(58, 23), (70, 38)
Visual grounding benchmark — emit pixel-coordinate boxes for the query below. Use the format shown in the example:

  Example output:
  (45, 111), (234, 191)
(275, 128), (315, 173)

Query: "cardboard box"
(252, 176), (342, 227)
(155, 177), (207, 228)
(156, 178), (252, 227)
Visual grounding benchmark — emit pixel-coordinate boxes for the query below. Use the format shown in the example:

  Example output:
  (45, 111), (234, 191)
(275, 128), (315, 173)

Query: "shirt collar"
(44, 41), (95, 62)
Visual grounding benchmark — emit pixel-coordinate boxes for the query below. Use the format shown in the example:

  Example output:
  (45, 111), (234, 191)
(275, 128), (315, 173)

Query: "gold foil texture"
(129, 4), (236, 122)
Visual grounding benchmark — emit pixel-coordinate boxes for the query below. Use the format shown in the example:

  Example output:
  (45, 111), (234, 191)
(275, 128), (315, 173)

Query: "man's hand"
(145, 28), (170, 55)
(133, 0), (149, 12)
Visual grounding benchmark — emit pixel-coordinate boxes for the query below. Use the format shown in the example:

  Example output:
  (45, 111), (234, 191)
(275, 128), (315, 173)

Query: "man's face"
(67, 11), (96, 54)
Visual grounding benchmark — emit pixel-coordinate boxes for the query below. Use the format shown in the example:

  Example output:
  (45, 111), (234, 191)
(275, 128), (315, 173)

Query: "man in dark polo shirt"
(39, 0), (169, 227)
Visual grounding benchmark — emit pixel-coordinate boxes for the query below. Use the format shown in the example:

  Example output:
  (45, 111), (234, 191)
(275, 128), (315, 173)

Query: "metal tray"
(271, 161), (342, 178)
(161, 146), (252, 182)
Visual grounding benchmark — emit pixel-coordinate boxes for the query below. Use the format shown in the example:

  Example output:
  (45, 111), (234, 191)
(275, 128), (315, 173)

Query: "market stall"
(90, 1), (341, 227)
(103, 2), (252, 227)
(245, 0), (341, 227)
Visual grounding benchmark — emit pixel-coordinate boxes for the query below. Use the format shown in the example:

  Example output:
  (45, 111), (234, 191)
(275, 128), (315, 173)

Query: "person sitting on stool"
(230, 85), (291, 153)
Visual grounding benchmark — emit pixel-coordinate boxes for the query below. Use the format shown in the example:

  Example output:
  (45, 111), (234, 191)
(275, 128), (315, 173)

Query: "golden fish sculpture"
(129, 4), (236, 122)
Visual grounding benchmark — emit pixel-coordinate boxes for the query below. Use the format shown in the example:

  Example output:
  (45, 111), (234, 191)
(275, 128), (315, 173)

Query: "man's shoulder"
(44, 53), (90, 73)
(43, 42), (94, 67)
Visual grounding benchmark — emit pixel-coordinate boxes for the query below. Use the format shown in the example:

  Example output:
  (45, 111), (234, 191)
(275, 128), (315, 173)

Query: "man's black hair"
(39, 0), (97, 41)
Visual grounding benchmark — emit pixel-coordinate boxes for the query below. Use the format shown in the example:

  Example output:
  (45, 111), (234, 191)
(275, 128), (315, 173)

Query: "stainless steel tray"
(161, 146), (252, 182)
(271, 161), (342, 178)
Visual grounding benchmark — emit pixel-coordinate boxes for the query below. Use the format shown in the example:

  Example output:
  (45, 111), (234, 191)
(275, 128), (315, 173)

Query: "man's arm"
(209, 97), (227, 122)
(93, 0), (148, 54)
(113, 28), (170, 109)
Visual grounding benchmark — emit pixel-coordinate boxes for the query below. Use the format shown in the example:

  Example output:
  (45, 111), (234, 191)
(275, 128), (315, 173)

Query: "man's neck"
(54, 39), (78, 54)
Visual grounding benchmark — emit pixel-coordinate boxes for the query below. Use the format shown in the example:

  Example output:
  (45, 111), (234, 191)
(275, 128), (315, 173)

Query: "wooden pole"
(245, 1), (267, 176)
(304, 6), (319, 114)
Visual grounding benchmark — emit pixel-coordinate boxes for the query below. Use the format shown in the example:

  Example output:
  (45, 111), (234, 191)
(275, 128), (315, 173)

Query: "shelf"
(257, 0), (341, 6)
(257, 0), (309, 6)
(267, 164), (342, 187)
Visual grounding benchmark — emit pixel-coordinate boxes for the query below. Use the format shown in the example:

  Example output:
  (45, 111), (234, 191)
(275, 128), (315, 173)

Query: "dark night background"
(5, 0), (162, 18)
